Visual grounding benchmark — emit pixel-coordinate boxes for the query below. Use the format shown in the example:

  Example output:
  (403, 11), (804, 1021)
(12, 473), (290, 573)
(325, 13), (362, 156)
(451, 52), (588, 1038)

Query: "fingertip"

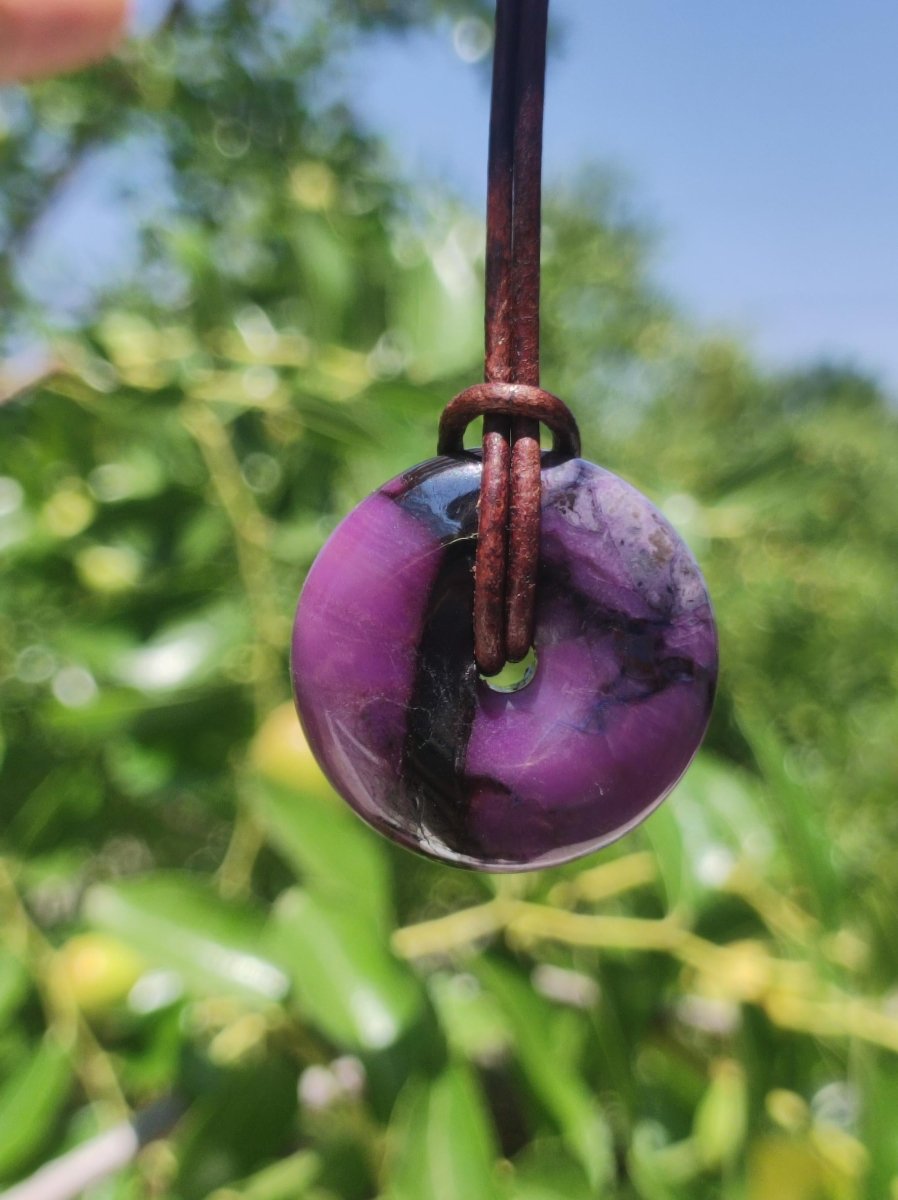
(0, 0), (129, 83)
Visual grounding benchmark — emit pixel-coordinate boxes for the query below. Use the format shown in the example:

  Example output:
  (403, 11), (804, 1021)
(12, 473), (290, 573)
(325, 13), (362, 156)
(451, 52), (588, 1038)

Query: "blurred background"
(2, 2), (898, 1198)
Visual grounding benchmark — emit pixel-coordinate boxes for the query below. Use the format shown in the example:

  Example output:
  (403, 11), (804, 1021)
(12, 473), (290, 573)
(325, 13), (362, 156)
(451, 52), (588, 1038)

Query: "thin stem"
(547, 851), (658, 907)
(392, 900), (508, 960)
(181, 401), (286, 715)
(0, 858), (128, 1113)
(393, 896), (898, 1057)
(216, 775), (268, 902)
(181, 401), (288, 898)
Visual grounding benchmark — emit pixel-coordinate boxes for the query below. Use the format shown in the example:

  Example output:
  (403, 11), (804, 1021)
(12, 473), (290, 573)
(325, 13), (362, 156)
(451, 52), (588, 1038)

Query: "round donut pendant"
(291, 454), (718, 872)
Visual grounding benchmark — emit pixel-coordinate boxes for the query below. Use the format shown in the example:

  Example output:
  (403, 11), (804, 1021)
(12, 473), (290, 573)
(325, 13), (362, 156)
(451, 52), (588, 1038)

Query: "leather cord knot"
(438, 383), (581, 460)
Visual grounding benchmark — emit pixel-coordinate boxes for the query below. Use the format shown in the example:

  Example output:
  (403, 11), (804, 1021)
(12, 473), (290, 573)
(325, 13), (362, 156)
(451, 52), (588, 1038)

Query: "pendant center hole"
(481, 646), (538, 693)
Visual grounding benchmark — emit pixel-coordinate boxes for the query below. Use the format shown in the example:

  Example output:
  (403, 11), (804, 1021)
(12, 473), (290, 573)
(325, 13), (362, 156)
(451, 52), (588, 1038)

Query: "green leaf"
(739, 717), (841, 925)
(501, 1139), (595, 1200)
(113, 608), (247, 695)
(83, 874), (288, 1005)
(627, 1122), (699, 1200)
(645, 754), (770, 912)
(384, 1065), (501, 1200)
(253, 779), (392, 933)
(8, 764), (104, 851)
(292, 214), (355, 337)
(427, 971), (512, 1063)
(0, 952), (29, 1026)
(174, 1059), (299, 1200)
(475, 959), (614, 1191)
(221, 1150), (322, 1200)
(859, 1050), (898, 1197)
(266, 888), (422, 1051)
(0, 1035), (72, 1180)
(692, 1060), (747, 1170)
(389, 222), (481, 381)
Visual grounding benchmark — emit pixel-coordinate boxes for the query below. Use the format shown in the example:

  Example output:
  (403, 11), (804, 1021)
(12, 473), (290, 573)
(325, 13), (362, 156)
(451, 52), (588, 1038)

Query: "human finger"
(0, 0), (127, 83)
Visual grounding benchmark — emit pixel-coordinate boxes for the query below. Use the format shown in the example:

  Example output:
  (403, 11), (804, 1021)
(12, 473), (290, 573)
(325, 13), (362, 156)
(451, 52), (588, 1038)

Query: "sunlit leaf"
(739, 717), (841, 926)
(0, 1035), (72, 1181)
(475, 959), (614, 1190)
(384, 1065), (501, 1200)
(692, 1060), (747, 1169)
(84, 875), (289, 1005)
(267, 888), (423, 1051)
(253, 778), (392, 932)
(646, 754), (771, 912)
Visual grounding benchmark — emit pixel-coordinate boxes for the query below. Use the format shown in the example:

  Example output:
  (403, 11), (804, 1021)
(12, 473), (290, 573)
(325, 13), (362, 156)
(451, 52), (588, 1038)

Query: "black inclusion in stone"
(539, 556), (711, 717)
(390, 456), (482, 541)
(398, 530), (481, 856)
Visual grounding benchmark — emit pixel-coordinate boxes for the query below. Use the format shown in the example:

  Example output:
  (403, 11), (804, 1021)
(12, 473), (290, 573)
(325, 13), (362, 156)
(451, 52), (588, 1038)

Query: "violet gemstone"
(291, 455), (718, 871)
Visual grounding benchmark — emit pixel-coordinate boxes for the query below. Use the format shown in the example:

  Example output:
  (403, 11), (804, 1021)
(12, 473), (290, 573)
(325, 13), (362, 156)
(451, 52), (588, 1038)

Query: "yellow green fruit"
(249, 702), (336, 801)
(53, 933), (144, 1013)
(693, 1058), (747, 1169)
(747, 1136), (827, 1200)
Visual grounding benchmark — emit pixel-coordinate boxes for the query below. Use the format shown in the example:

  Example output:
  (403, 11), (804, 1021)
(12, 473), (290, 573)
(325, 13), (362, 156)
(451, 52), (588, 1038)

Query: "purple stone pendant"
(291, 453), (717, 871)
(291, 0), (717, 871)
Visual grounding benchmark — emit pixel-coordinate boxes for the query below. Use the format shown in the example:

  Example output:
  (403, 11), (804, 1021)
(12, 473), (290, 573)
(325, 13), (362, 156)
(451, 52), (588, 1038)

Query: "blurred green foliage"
(2, 4), (898, 1198)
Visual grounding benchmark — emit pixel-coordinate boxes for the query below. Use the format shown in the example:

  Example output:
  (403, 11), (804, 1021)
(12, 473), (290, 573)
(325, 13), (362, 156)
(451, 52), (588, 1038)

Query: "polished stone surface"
(292, 455), (718, 871)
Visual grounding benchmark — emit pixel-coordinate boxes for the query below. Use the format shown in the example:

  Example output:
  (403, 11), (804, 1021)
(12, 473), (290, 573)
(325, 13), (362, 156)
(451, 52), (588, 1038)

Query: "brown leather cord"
(503, 0), (548, 664)
(441, 0), (564, 676)
(474, 0), (520, 676)
(438, 383), (580, 459)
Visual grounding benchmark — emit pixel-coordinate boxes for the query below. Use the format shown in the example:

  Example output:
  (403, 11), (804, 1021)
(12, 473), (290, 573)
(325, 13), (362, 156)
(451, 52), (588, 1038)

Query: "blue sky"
(344, 1), (898, 393)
